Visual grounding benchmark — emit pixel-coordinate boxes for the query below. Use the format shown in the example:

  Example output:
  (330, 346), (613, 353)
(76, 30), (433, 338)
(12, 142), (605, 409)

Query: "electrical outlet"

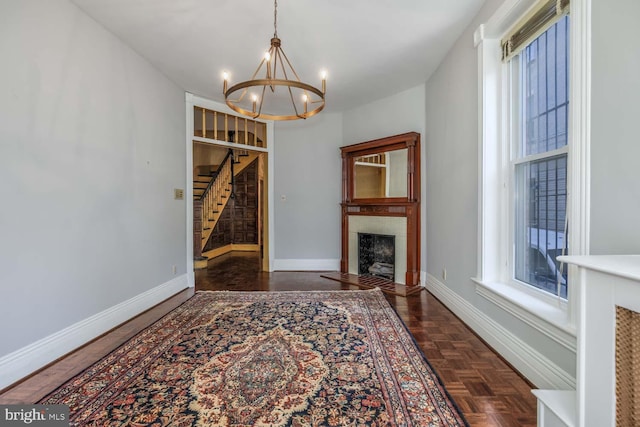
(442, 268), (447, 281)
(172, 265), (177, 275)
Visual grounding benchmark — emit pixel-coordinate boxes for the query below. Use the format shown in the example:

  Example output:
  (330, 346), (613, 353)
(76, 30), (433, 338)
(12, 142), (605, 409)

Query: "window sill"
(472, 278), (577, 352)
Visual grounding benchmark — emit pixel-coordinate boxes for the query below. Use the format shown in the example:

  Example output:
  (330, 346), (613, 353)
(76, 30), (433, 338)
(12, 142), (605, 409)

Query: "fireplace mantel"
(339, 132), (420, 286)
(534, 255), (640, 427)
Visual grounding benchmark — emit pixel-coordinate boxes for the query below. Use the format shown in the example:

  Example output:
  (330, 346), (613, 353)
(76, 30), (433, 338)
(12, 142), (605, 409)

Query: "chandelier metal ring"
(224, 79), (325, 121)
(222, 0), (326, 121)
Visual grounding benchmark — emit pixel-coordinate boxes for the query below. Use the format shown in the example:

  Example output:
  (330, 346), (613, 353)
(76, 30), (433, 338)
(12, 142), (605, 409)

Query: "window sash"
(513, 154), (568, 299)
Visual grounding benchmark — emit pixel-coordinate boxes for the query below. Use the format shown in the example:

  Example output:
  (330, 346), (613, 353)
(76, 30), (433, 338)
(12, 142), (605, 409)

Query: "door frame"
(185, 93), (275, 286)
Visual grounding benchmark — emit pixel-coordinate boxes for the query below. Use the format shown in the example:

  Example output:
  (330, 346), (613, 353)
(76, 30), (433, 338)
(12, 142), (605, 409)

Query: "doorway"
(186, 94), (274, 284)
(192, 142), (266, 264)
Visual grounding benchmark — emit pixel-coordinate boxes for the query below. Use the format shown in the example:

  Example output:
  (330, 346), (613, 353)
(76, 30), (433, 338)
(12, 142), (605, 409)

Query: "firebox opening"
(358, 233), (395, 281)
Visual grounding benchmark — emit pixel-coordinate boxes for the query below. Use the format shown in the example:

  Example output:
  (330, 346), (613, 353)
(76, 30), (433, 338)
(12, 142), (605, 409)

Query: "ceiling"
(72, 0), (485, 113)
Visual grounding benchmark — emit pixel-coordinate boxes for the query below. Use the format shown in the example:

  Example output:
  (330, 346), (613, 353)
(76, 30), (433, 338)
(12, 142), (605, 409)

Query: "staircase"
(194, 149), (259, 264)
(193, 173), (217, 199)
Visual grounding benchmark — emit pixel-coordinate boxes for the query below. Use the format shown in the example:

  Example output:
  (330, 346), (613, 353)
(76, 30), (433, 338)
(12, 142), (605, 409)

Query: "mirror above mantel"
(353, 148), (408, 199)
(340, 132), (421, 287)
(342, 132), (419, 205)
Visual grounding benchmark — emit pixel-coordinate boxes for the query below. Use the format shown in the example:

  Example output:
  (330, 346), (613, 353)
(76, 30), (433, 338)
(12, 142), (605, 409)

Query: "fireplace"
(339, 132), (421, 287)
(358, 233), (395, 280)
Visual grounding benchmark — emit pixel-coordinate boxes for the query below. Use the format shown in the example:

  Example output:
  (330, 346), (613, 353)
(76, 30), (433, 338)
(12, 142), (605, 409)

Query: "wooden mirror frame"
(340, 132), (421, 286)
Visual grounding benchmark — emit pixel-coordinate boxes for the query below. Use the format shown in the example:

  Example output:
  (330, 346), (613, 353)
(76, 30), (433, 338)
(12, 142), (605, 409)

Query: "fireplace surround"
(340, 132), (420, 286)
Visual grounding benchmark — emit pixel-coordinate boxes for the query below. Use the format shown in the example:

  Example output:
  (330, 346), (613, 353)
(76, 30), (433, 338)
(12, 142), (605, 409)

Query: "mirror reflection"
(354, 148), (408, 198)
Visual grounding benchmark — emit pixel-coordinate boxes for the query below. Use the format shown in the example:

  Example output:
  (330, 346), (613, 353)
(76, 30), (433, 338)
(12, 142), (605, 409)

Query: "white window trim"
(474, 0), (590, 342)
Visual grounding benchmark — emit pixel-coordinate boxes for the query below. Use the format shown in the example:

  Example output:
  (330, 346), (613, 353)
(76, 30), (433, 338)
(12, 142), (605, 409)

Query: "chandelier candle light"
(222, 0), (326, 121)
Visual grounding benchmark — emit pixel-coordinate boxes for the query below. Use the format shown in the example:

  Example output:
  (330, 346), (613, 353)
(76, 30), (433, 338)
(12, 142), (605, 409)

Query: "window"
(474, 0), (589, 366)
(511, 16), (570, 299)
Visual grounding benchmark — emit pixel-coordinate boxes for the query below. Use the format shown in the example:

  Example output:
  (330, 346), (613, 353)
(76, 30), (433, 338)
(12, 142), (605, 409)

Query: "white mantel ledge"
(558, 255), (640, 282)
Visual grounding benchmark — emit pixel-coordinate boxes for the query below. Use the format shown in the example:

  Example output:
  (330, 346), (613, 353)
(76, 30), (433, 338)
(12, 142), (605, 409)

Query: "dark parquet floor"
(0, 251), (537, 426)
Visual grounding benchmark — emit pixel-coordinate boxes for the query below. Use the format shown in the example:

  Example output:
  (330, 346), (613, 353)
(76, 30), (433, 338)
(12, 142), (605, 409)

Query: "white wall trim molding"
(0, 275), (189, 390)
(426, 274), (576, 390)
(474, 0), (537, 45)
(566, 0), (591, 328)
(474, 280), (577, 352)
(273, 259), (340, 272)
(185, 93), (196, 287)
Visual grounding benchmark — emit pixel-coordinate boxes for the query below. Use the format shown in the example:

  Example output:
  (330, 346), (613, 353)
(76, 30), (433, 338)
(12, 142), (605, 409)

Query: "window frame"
(508, 24), (571, 300)
(474, 0), (590, 340)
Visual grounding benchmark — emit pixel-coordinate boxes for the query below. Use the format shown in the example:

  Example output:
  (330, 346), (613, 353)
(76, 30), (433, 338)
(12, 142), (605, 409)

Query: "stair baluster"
(198, 150), (234, 252)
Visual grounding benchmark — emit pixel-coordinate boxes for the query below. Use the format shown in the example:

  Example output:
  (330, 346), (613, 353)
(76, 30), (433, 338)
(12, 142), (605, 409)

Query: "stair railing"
(194, 150), (234, 257)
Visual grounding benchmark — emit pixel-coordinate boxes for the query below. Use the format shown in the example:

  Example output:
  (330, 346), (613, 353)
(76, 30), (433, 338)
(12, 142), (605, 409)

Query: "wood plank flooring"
(0, 251), (537, 426)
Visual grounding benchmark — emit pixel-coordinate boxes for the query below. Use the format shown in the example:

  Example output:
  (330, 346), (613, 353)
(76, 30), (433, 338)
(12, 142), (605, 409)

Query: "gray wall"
(273, 113), (343, 260)
(424, 4), (488, 302)
(590, 0), (640, 254)
(342, 86), (426, 146)
(0, 0), (186, 356)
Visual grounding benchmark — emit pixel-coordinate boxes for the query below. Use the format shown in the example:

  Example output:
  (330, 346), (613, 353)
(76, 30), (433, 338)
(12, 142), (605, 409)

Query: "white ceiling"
(71, 0), (485, 113)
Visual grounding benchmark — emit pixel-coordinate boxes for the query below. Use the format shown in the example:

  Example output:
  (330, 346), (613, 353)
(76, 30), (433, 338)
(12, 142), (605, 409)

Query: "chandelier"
(222, 0), (326, 121)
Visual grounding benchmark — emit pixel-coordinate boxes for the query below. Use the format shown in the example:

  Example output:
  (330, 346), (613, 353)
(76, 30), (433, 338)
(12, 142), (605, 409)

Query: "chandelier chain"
(273, 0), (278, 37)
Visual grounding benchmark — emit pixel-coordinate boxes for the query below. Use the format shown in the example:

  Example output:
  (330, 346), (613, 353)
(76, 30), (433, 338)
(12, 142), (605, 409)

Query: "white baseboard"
(0, 274), (189, 390)
(425, 273), (576, 390)
(273, 259), (340, 271)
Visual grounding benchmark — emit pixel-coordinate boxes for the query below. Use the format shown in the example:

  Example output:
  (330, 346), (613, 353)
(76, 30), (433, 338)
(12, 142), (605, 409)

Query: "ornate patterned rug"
(40, 289), (468, 426)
